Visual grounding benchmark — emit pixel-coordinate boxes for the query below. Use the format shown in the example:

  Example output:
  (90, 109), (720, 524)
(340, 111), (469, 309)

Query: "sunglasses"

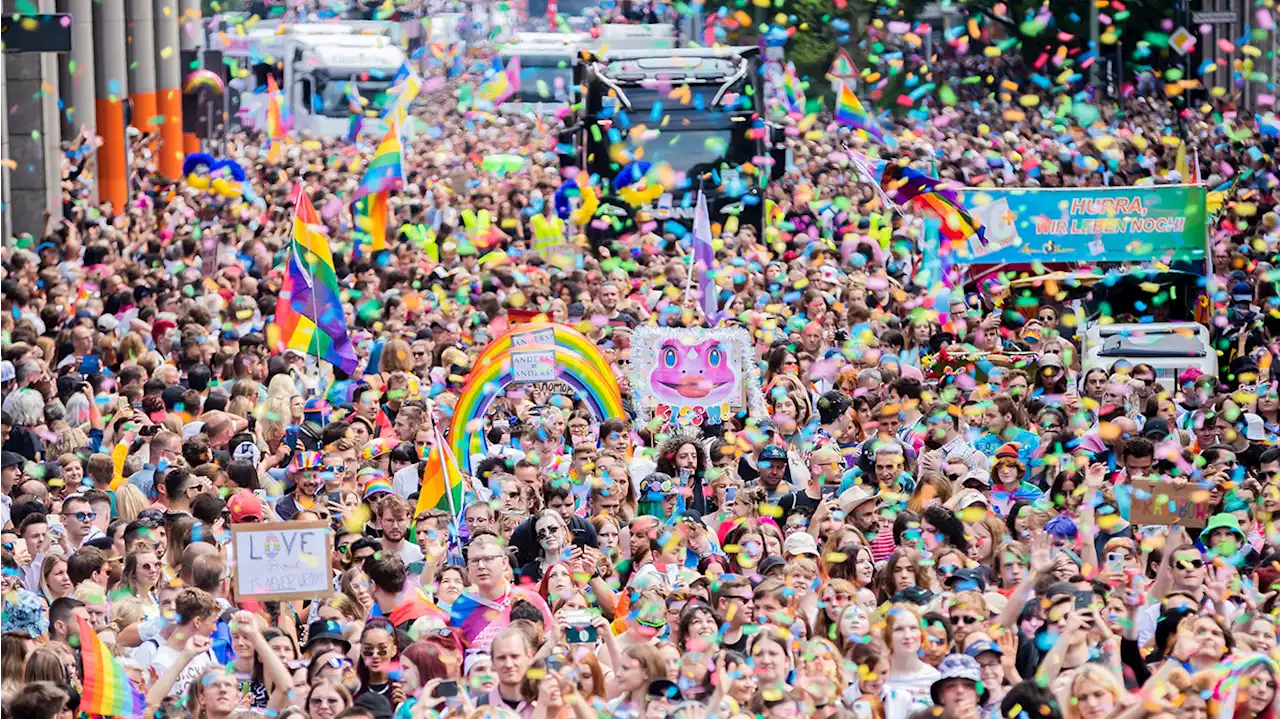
(952, 615), (983, 625)
(1176, 558), (1205, 570)
(361, 646), (392, 658)
(65, 511), (97, 522)
(535, 527), (561, 539)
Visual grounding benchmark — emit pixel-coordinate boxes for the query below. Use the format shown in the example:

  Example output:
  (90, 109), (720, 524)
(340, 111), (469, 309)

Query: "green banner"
(955, 185), (1208, 265)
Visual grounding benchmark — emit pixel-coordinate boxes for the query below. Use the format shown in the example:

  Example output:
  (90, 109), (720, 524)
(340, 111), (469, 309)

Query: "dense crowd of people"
(5, 16), (1280, 719)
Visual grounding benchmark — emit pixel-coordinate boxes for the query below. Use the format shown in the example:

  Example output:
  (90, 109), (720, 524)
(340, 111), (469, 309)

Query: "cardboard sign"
(510, 348), (558, 383)
(511, 327), (555, 348)
(231, 521), (333, 600)
(1129, 480), (1213, 527)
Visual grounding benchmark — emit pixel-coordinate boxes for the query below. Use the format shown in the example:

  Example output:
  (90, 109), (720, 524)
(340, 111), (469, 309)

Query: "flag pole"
(683, 177), (703, 314)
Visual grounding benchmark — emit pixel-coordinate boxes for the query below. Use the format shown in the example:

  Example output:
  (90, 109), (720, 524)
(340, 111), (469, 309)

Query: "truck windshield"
(1082, 270), (1202, 324)
(587, 110), (754, 183)
(526, 0), (596, 16)
(1097, 331), (1207, 358)
(315, 75), (394, 118)
(504, 59), (573, 103)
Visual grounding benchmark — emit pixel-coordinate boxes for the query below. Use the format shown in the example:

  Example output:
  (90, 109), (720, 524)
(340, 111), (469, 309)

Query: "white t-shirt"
(882, 665), (941, 719)
(387, 540), (425, 566)
(152, 644), (215, 697)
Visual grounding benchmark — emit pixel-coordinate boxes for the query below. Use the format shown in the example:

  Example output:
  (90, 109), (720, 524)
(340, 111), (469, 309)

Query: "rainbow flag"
(781, 63), (804, 114)
(266, 73), (291, 139)
(275, 184), (358, 373)
(834, 82), (883, 143)
(353, 125), (403, 200)
(414, 422), (464, 518)
(352, 192), (388, 259)
(877, 162), (986, 247)
(78, 615), (145, 718)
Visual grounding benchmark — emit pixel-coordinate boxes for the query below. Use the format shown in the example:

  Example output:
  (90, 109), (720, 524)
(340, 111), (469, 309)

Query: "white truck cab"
(1082, 322), (1217, 389)
(1077, 269), (1216, 388)
(214, 21), (412, 137)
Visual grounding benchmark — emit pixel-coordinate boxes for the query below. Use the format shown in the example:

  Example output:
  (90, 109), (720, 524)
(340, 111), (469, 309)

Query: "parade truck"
(958, 185), (1217, 387)
(498, 33), (594, 115)
(561, 46), (775, 246)
(497, 26), (679, 116)
(212, 21), (412, 137)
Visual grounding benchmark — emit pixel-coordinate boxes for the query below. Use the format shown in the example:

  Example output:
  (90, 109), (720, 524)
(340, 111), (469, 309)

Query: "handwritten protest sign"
(1129, 480), (1213, 528)
(231, 521), (332, 600)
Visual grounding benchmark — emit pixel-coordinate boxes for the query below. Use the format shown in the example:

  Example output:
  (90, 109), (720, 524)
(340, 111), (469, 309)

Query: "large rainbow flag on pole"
(414, 420), (464, 518)
(78, 615), (146, 718)
(351, 124), (403, 259)
(275, 184), (358, 373)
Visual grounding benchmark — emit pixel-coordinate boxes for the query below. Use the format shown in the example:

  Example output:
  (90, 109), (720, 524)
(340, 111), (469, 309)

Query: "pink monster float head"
(649, 338), (736, 405)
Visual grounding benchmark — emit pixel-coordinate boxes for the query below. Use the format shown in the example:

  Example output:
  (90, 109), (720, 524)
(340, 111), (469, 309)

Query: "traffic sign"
(1170, 26), (1196, 55)
(1192, 11), (1236, 24)
(827, 49), (857, 81)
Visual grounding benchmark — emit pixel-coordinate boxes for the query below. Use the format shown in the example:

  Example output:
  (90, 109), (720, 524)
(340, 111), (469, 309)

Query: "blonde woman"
(1059, 664), (1124, 719)
(114, 484), (148, 523)
(266, 375), (303, 416)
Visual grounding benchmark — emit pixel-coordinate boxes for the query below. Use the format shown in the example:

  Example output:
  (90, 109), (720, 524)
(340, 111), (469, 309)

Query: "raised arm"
(997, 533), (1053, 629)
(144, 635), (211, 710)
(232, 611), (295, 707)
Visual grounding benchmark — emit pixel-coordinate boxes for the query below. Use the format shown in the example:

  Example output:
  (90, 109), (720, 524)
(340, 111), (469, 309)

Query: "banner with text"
(955, 185), (1207, 265)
